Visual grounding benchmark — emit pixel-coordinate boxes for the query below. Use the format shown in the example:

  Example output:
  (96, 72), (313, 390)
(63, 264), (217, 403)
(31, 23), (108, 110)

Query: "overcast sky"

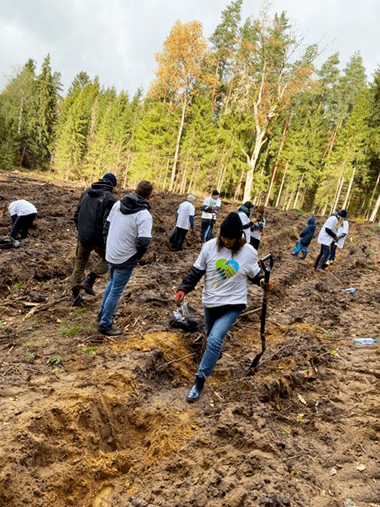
(1, 0), (380, 97)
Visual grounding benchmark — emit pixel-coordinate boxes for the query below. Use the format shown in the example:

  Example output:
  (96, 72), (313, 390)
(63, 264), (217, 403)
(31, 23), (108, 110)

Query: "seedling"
(82, 344), (98, 355)
(31, 321), (39, 328)
(283, 428), (292, 436)
(60, 322), (83, 338)
(25, 352), (36, 361)
(30, 331), (38, 339)
(324, 333), (332, 340)
(47, 355), (65, 367)
(0, 322), (5, 328)
(23, 342), (32, 348)
(296, 415), (304, 424)
(11, 281), (23, 290)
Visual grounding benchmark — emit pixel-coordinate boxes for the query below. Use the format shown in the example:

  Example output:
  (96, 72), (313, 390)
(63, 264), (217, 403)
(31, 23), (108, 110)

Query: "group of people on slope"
(70, 176), (271, 403)
(292, 210), (349, 272)
(170, 191), (266, 254)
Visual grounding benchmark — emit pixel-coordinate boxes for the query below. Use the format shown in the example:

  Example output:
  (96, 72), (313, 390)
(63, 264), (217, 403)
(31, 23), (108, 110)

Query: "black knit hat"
(220, 212), (243, 240)
(212, 189), (220, 196)
(243, 201), (254, 209)
(338, 209), (347, 218)
(103, 173), (117, 187)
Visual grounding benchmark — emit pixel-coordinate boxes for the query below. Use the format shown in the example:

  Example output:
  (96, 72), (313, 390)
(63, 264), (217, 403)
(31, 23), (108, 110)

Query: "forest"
(1, 0), (380, 219)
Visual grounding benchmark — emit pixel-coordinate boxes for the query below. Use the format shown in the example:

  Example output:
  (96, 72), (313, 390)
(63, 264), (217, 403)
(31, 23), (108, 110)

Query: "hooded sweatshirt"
(105, 191), (153, 268)
(300, 218), (316, 246)
(74, 179), (116, 245)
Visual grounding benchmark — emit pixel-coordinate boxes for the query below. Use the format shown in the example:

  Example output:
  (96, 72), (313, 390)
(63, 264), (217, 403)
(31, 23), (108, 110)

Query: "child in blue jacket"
(292, 217), (316, 259)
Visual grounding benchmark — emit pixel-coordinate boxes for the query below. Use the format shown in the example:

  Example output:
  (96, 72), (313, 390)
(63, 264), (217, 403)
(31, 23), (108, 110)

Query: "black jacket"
(74, 179), (116, 246)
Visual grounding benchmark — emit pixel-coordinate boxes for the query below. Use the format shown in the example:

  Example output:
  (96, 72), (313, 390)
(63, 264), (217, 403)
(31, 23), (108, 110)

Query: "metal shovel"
(247, 253), (273, 375)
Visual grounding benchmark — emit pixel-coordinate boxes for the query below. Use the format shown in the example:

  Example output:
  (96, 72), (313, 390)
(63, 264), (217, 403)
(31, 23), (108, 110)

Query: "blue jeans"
(196, 306), (241, 379)
(294, 240), (308, 257)
(99, 266), (134, 327)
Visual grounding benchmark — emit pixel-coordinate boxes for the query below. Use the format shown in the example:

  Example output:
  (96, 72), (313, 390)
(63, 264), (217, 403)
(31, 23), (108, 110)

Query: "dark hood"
(119, 191), (151, 215)
(308, 218), (316, 226)
(87, 179), (114, 197)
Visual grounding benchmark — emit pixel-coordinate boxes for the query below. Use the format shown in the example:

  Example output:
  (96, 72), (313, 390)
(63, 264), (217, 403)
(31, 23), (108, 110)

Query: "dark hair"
(212, 189), (219, 196)
(216, 234), (245, 254)
(136, 180), (153, 199)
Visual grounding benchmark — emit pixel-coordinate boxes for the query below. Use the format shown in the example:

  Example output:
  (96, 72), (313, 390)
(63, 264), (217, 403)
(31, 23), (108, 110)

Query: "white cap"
(187, 195), (195, 202)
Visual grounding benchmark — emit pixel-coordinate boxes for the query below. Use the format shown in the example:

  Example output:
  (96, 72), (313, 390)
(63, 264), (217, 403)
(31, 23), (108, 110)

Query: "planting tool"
(247, 253), (273, 375)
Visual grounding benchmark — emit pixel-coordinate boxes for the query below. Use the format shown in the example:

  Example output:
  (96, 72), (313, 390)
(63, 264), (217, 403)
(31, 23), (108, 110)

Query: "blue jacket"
(300, 218), (316, 246)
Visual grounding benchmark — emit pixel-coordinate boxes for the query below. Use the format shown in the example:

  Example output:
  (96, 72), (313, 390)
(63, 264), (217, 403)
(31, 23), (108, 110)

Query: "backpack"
(0, 236), (20, 249)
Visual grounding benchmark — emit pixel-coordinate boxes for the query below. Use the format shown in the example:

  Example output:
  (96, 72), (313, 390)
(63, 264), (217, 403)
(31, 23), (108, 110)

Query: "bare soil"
(0, 170), (379, 507)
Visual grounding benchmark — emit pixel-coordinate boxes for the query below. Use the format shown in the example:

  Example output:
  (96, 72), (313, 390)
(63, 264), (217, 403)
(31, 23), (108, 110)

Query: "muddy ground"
(0, 169), (379, 507)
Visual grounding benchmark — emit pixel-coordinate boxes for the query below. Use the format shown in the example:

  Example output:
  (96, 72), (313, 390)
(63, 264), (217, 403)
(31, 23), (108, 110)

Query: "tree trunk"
(265, 115), (291, 206)
(293, 173), (305, 209)
(369, 189), (380, 222)
(366, 170), (380, 219)
(342, 167), (356, 210)
(275, 162), (288, 207)
(169, 95), (187, 192)
(243, 129), (267, 202)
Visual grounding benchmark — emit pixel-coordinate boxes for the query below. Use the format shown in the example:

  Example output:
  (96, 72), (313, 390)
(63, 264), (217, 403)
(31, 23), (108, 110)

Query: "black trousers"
(172, 227), (188, 251)
(9, 213), (37, 239)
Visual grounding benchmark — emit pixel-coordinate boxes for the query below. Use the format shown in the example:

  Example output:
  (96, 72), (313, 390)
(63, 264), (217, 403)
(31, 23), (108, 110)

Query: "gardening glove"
(260, 279), (273, 292)
(175, 291), (185, 306)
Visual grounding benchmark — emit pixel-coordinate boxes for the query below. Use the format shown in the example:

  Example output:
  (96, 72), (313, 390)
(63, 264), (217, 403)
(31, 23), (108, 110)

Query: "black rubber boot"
(80, 272), (98, 296)
(316, 254), (328, 273)
(301, 252), (307, 260)
(187, 376), (205, 403)
(71, 286), (85, 306)
(98, 325), (122, 336)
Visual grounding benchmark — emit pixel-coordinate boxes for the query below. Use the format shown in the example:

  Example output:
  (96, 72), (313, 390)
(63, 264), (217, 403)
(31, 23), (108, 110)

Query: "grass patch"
(69, 307), (88, 319)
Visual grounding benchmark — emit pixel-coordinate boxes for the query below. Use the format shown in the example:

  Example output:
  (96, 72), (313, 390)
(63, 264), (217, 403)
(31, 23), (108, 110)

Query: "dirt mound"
(0, 170), (379, 507)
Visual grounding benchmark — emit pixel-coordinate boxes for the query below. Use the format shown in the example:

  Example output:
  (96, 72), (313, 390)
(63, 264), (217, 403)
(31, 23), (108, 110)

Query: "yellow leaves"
(148, 20), (215, 104)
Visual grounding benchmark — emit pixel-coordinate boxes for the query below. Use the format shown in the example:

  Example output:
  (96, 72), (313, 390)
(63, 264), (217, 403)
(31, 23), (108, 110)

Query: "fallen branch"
(239, 307), (261, 318)
(157, 352), (196, 370)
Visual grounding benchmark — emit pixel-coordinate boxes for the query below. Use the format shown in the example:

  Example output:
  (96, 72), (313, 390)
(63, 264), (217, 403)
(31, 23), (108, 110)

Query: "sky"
(1, 0), (380, 97)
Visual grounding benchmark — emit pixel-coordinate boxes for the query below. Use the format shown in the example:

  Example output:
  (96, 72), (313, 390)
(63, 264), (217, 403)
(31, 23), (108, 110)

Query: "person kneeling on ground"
(8, 199), (37, 240)
(292, 217), (316, 259)
(71, 173), (117, 305)
(98, 180), (153, 336)
(176, 212), (268, 403)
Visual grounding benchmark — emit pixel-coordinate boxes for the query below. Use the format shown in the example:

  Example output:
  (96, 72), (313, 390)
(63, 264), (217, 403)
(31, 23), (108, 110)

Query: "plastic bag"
(169, 303), (203, 332)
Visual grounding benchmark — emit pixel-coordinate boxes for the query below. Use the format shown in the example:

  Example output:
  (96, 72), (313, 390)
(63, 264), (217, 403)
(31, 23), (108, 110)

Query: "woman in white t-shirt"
(175, 212), (267, 403)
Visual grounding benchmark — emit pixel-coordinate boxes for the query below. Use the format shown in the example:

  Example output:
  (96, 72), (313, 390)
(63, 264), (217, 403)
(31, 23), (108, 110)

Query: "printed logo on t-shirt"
(212, 258), (239, 289)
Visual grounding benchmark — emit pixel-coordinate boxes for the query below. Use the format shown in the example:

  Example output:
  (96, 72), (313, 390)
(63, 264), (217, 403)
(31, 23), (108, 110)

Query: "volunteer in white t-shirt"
(314, 210), (347, 272)
(328, 217), (349, 264)
(176, 212), (269, 403)
(170, 195), (195, 251)
(98, 181), (153, 336)
(8, 199), (37, 239)
(237, 201), (255, 245)
(200, 189), (221, 242)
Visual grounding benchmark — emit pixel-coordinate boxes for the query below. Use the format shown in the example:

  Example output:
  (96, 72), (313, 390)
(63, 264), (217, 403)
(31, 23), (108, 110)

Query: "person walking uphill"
(292, 217), (316, 259)
(237, 201), (256, 245)
(171, 195), (196, 251)
(8, 199), (37, 239)
(200, 189), (221, 242)
(71, 173), (117, 305)
(315, 210), (347, 273)
(98, 180), (153, 336)
(176, 212), (267, 403)
(250, 205), (266, 251)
